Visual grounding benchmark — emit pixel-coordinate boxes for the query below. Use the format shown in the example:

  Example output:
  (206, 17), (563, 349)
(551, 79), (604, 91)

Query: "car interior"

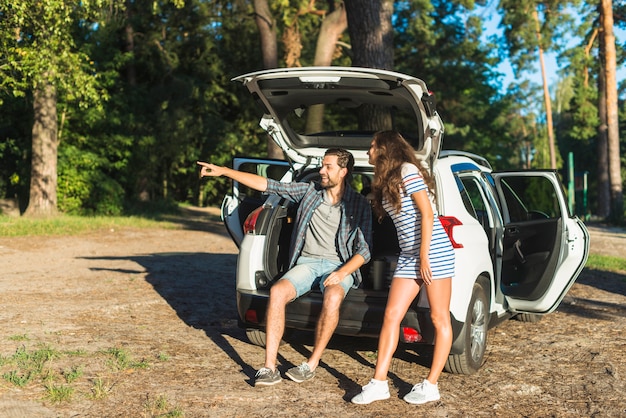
(260, 169), (400, 292)
(497, 176), (562, 301)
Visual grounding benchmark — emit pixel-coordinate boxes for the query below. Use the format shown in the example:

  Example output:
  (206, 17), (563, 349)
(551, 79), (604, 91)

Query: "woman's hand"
(420, 257), (433, 285)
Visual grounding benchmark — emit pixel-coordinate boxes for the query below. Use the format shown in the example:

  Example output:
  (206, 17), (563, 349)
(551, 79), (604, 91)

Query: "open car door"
(221, 158), (291, 247)
(492, 171), (589, 314)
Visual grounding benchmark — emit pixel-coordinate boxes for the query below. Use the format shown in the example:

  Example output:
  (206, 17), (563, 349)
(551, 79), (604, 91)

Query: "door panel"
(221, 158), (291, 247)
(492, 172), (589, 313)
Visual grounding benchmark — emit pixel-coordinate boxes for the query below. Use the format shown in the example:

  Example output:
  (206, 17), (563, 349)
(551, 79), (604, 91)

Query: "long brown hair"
(370, 131), (435, 222)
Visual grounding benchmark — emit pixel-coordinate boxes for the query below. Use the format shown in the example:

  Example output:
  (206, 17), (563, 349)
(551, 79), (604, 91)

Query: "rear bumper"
(237, 288), (438, 342)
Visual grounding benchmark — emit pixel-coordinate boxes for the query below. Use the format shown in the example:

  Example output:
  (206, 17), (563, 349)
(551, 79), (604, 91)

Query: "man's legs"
(264, 279), (297, 371)
(257, 257), (320, 386)
(285, 263), (352, 382)
(306, 283), (345, 371)
(254, 279), (296, 386)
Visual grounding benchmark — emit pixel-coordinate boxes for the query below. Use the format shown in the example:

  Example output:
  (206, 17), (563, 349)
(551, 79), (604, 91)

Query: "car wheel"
(246, 329), (267, 347)
(445, 281), (489, 375)
(515, 313), (542, 323)
(245, 328), (287, 347)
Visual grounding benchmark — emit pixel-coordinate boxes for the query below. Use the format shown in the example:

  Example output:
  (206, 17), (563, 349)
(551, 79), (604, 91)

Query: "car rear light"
(243, 206), (264, 234)
(245, 309), (259, 324)
(439, 216), (463, 248)
(402, 327), (422, 343)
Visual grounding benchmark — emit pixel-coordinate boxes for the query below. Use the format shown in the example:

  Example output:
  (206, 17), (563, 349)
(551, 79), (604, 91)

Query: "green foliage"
(103, 347), (149, 371)
(0, 213), (177, 237)
(44, 383), (74, 403)
(0, 342), (171, 407)
(586, 253), (626, 272)
(395, 0), (520, 168)
(0, 0), (622, 220)
(57, 145), (125, 215)
(0, 0), (112, 107)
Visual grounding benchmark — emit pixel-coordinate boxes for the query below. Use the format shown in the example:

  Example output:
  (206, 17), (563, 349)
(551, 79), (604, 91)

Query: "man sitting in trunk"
(198, 148), (372, 386)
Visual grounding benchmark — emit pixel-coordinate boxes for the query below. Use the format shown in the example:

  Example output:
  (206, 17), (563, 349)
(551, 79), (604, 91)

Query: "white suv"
(218, 67), (589, 374)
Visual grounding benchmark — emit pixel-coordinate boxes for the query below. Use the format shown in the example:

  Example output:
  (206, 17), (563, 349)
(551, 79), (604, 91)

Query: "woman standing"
(351, 130), (455, 405)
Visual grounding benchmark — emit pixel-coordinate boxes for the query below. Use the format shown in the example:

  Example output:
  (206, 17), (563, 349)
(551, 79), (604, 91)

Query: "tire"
(246, 328), (267, 347)
(515, 313), (542, 323)
(245, 328), (287, 347)
(445, 281), (489, 375)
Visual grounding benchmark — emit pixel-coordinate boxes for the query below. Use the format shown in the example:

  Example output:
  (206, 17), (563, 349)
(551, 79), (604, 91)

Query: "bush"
(58, 145), (125, 215)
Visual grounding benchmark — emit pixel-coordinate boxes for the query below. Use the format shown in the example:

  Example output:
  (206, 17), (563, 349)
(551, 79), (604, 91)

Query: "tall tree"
(343, 0), (394, 130)
(253, 0), (282, 158)
(532, 7), (557, 169)
(393, 0), (513, 167)
(498, 0), (574, 169)
(0, 1), (114, 216)
(306, 1), (348, 133)
(597, 65), (611, 217)
(599, 0), (623, 222)
(343, 0), (394, 70)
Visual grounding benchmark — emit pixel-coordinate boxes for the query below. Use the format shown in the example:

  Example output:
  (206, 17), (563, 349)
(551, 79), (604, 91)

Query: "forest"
(0, 0), (624, 223)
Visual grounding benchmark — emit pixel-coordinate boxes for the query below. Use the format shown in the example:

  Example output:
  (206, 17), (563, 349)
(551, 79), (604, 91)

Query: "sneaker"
(285, 362), (315, 383)
(351, 379), (390, 405)
(254, 367), (282, 386)
(403, 379), (440, 405)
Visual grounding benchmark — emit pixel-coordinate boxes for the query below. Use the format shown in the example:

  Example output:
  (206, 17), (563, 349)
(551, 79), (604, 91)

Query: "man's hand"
(197, 161), (268, 192)
(324, 270), (348, 287)
(197, 161), (226, 178)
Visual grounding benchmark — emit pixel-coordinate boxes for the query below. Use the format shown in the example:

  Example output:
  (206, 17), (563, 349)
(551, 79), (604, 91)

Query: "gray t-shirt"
(301, 190), (341, 261)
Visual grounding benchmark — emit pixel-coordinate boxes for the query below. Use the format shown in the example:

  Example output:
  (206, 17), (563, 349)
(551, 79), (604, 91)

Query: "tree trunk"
(306, 3), (348, 134)
(313, 2), (347, 66)
(125, 1), (136, 86)
(533, 8), (557, 170)
(596, 53), (611, 219)
(343, 0), (394, 131)
(344, 0), (393, 70)
(24, 81), (58, 217)
(253, 0), (282, 159)
(600, 0), (623, 223)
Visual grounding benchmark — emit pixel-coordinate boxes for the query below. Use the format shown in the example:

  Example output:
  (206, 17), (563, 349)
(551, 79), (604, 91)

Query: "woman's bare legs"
(373, 278), (421, 381)
(372, 276), (452, 384)
(424, 277), (452, 384)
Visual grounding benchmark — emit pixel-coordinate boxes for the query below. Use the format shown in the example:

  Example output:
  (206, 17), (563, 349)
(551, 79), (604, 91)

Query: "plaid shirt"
(265, 179), (372, 287)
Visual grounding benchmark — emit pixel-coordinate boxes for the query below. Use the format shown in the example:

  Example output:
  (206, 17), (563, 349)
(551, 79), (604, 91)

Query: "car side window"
(237, 162), (290, 200)
(351, 173), (373, 195)
(460, 177), (489, 228)
(499, 176), (560, 221)
(454, 176), (477, 219)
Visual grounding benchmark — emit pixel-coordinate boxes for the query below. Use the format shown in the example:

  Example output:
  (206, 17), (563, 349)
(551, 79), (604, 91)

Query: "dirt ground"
(0, 206), (625, 417)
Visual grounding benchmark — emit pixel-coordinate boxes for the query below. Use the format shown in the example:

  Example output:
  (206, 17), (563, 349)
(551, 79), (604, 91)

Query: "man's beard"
(321, 177), (338, 188)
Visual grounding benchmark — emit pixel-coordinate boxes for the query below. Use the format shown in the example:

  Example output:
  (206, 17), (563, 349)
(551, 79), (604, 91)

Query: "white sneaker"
(351, 379), (390, 405)
(403, 379), (440, 405)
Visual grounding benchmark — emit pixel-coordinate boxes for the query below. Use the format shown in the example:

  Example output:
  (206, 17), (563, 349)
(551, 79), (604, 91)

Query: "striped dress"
(382, 163), (455, 280)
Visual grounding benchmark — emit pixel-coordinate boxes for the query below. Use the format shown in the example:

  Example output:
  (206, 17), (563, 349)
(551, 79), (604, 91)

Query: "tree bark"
(125, 1), (136, 86)
(253, 0), (282, 159)
(343, 0), (393, 70)
(305, 2), (348, 133)
(24, 81), (58, 217)
(312, 2), (347, 66)
(600, 0), (623, 222)
(533, 8), (557, 170)
(596, 49), (611, 219)
(343, 0), (394, 131)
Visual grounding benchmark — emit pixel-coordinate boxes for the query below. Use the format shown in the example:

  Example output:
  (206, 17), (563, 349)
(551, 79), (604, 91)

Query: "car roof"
(233, 67), (444, 168)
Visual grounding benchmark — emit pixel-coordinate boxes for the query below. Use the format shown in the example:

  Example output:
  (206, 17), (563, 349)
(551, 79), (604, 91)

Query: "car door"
(221, 158), (291, 247)
(491, 171), (589, 314)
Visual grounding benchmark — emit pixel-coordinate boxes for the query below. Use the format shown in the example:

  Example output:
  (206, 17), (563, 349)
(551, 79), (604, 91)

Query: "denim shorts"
(280, 256), (354, 299)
